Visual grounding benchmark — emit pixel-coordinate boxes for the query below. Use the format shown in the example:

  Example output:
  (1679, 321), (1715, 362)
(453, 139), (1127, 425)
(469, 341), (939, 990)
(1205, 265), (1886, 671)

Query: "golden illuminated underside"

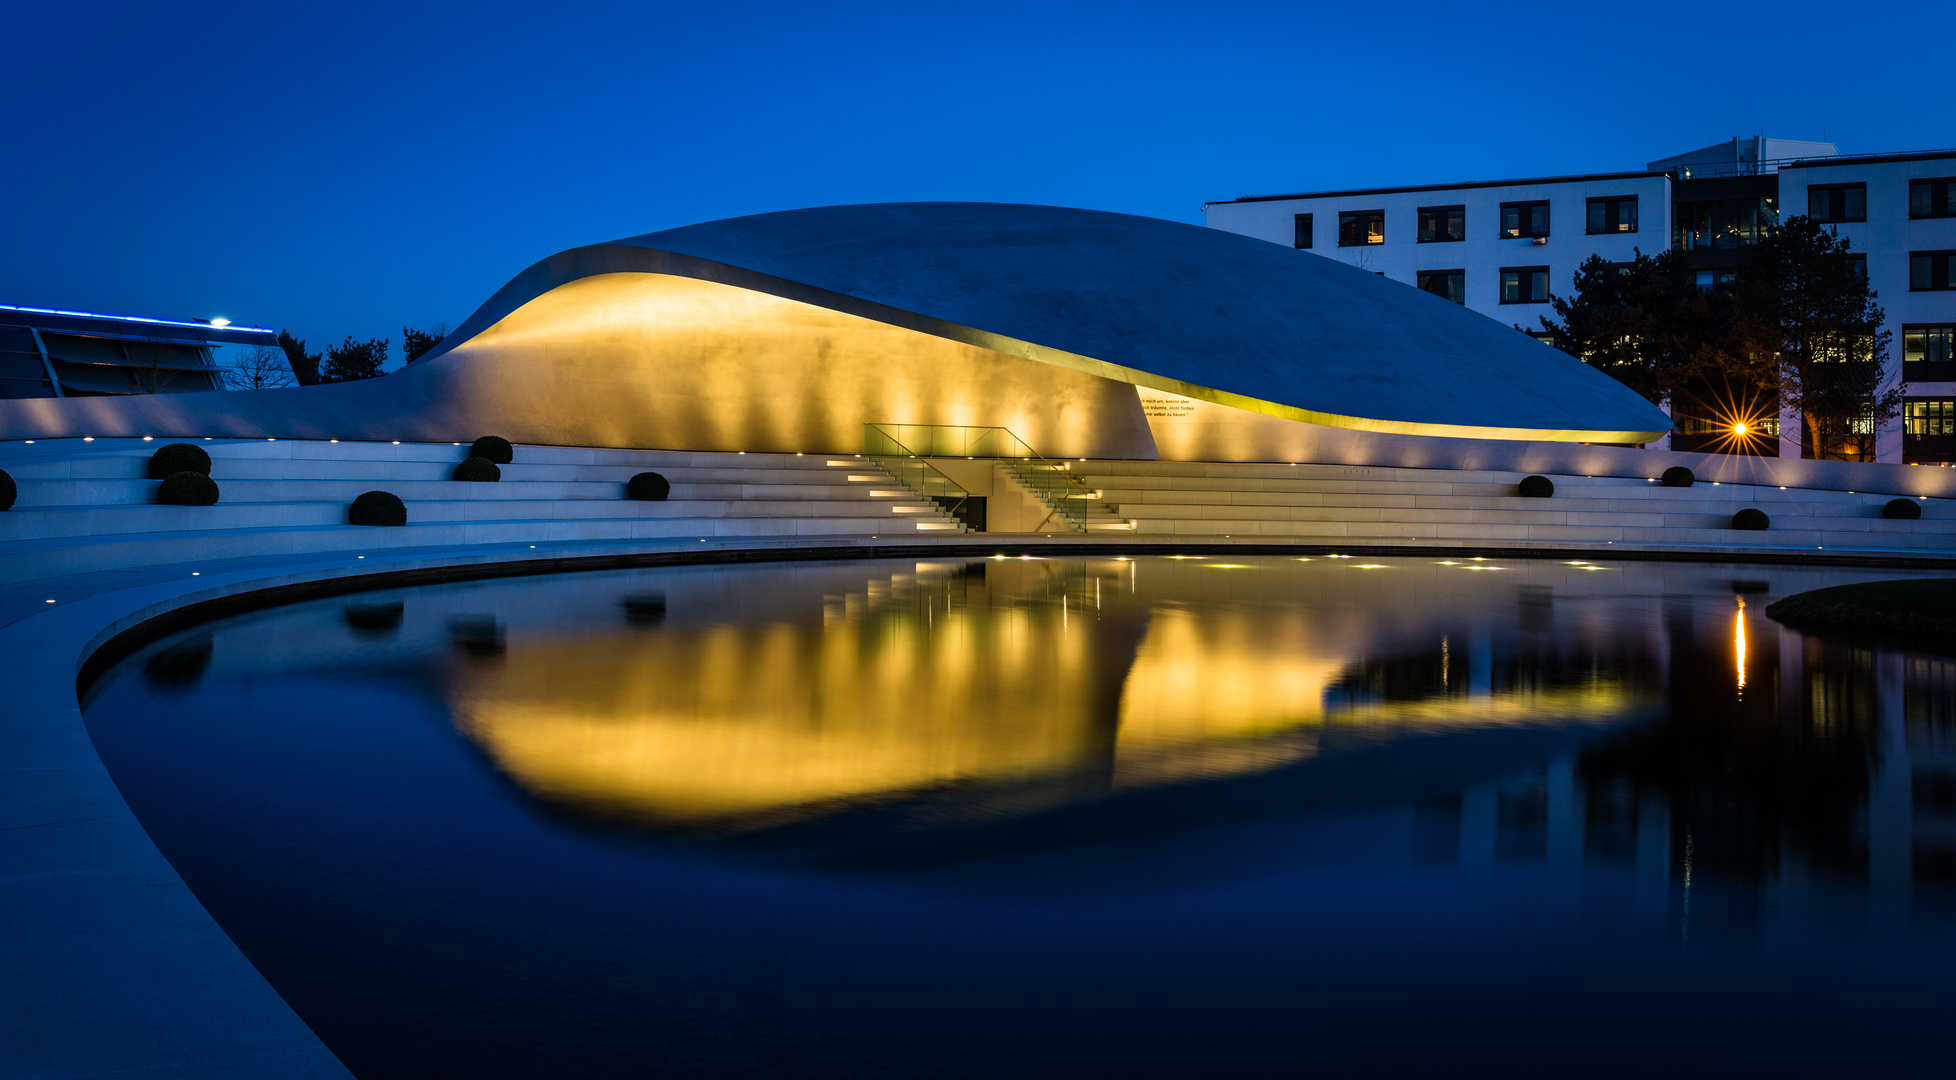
(442, 271), (1666, 454)
(434, 272), (1157, 458)
(444, 563), (1648, 832)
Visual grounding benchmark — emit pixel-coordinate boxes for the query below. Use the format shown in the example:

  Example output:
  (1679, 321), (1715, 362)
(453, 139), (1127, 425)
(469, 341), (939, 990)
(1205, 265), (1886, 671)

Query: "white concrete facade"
(1777, 152), (1956, 464)
(1202, 173), (1673, 332)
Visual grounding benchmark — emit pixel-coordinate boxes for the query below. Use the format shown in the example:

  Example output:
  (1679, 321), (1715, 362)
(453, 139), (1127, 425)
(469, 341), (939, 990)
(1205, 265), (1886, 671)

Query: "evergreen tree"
(320, 336), (388, 382)
(1730, 216), (1900, 460)
(277, 330), (322, 386)
(402, 323), (449, 364)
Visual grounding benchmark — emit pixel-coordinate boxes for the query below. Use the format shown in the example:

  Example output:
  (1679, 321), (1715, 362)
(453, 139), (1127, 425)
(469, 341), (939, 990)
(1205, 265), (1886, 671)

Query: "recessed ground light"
(83, 437), (93, 441)
(358, 556), (364, 559)
(24, 440), (32, 444)
(331, 439), (339, 443)
(143, 436), (153, 441)
(267, 438), (275, 441)
(392, 441), (400, 445)
(45, 599), (55, 603)
(191, 572), (200, 576)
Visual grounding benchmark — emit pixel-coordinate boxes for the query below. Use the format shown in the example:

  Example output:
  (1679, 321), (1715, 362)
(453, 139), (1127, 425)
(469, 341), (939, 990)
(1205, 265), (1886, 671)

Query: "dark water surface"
(83, 556), (1956, 1077)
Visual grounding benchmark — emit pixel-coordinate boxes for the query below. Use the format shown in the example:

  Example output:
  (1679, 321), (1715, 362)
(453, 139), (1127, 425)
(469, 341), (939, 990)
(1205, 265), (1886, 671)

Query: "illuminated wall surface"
(396, 558), (1655, 832)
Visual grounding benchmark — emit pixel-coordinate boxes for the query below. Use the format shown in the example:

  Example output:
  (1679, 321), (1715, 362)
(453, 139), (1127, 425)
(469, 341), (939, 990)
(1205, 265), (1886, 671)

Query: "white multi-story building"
(1205, 138), (1956, 464)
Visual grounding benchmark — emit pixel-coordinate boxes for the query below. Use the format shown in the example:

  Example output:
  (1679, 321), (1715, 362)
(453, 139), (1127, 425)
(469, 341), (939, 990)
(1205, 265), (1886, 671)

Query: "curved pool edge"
(13, 531), (1956, 1078)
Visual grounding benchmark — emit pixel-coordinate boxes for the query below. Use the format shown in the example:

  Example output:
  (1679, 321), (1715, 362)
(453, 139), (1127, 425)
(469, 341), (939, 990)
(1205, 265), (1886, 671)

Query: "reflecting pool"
(83, 556), (1956, 1077)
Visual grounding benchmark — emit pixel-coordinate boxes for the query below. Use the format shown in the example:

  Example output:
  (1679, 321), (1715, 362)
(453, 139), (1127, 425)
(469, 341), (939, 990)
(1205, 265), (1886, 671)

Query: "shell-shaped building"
(0, 203), (1670, 458)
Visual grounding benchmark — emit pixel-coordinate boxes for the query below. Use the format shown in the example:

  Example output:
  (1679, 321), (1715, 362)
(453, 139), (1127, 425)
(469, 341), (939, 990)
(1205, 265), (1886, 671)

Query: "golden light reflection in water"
(1735, 597), (1748, 695)
(443, 560), (1654, 833)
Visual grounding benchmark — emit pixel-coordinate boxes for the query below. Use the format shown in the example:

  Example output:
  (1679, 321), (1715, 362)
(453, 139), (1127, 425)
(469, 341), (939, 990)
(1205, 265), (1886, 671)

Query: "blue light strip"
(0, 303), (275, 335)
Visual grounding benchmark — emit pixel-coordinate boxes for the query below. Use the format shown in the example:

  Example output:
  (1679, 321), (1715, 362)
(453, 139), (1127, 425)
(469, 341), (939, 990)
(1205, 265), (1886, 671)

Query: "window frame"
(1912, 250), (1956, 292)
(1499, 265), (1552, 304)
(1904, 324), (1956, 380)
(1292, 213), (1313, 250)
(1416, 269), (1466, 304)
(1337, 209), (1385, 247)
(1905, 398), (1956, 437)
(1911, 178), (1956, 219)
(1808, 182), (1867, 224)
(1416, 205), (1465, 244)
(1499, 200), (1551, 239)
(1585, 195), (1639, 235)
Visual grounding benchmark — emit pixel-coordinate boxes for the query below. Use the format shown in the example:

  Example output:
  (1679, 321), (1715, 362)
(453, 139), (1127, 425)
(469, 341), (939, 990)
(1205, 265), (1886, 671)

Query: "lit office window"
(1338, 210), (1384, 246)
(1500, 267), (1550, 303)
(1417, 270), (1465, 304)
(1911, 179), (1956, 219)
(1417, 206), (1465, 243)
(1906, 325), (1956, 364)
(1913, 251), (1956, 291)
(1293, 213), (1313, 249)
(1906, 399), (1956, 436)
(1585, 196), (1638, 234)
(1809, 184), (1867, 223)
(1499, 201), (1550, 238)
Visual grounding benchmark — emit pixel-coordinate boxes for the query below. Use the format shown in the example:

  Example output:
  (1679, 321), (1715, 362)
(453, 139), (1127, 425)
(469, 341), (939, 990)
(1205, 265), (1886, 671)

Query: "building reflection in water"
(438, 558), (1656, 835)
(265, 554), (1956, 929)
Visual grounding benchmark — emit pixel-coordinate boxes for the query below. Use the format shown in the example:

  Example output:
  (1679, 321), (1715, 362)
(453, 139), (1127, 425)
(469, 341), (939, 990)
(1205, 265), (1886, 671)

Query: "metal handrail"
(859, 426), (976, 532)
(864, 423), (1098, 531)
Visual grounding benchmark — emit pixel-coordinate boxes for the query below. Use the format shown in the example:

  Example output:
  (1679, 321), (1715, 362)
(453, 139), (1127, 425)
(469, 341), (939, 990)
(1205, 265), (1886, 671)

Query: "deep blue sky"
(4, 0), (1949, 367)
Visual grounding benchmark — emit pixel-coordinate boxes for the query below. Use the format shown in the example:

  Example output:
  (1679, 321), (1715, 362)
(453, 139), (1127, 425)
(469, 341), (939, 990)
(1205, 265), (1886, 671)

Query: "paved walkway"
(9, 531), (1956, 1078)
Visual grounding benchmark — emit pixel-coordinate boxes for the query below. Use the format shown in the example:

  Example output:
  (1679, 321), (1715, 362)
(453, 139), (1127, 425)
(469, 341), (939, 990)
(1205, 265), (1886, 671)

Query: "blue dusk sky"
(3, 0), (1949, 365)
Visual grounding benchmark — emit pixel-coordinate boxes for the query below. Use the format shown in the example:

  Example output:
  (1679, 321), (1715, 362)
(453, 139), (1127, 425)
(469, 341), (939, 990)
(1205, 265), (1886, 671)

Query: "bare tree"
(226, 344), (296, 390)
(123, 338), (181, 394)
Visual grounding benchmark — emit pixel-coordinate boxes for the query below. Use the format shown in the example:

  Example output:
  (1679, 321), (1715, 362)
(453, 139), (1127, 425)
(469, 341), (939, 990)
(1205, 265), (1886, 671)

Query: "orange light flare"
(1686, 386), (1779, 456)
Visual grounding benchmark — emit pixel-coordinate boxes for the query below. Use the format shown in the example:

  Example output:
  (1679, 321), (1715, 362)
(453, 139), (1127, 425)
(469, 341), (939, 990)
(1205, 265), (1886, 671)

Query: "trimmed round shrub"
(452, 456), (501, 482)
(1885, 498), (1924, 520)
(1731, 508), (1771, 531)
(156, 471), (218, 506)
(1518, 475), (1554, 499)
(0, 468), (14, 511)
(350, 490), (407, 527)
(627, 471), (671, 501)
(1660, 466), (1695, 488)
(148, 442), (211, 479)
(469, 436), (513, 464)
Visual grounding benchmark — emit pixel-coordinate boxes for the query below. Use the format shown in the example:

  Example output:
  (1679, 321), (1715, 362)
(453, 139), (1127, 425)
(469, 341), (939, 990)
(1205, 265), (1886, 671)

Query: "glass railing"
(860, 426), (977, 531)
(864, 423), (1098, 532)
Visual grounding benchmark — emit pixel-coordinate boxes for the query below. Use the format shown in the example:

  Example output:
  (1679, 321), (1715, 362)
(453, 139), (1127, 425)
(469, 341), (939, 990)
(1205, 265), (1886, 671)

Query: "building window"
(1417, 205), (1465, 243)
(1500, 266), (1551, 304)
(1694, 269), (1738, 295)
(1293, 214), (1313, 249)
(1586, 196), (1638, 234)
(1417, 270), (1465, 304)
(1913, 251), (1956, 291)
(1809, 183), (1867, 223)
(1911, 178), (1956, 219)
(1907, 325), (1956, 364)
(1907, 399), (1956, 436)
(1338, 210), (1384, 246)
(1500, 201), (1550, 239)
(1674, 197), (1778, 250)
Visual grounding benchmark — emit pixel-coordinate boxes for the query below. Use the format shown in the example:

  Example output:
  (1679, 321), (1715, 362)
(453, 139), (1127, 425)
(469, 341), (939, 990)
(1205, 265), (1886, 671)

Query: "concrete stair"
(0, 439), (963, 584)
(1076, 459), (1956, 553)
